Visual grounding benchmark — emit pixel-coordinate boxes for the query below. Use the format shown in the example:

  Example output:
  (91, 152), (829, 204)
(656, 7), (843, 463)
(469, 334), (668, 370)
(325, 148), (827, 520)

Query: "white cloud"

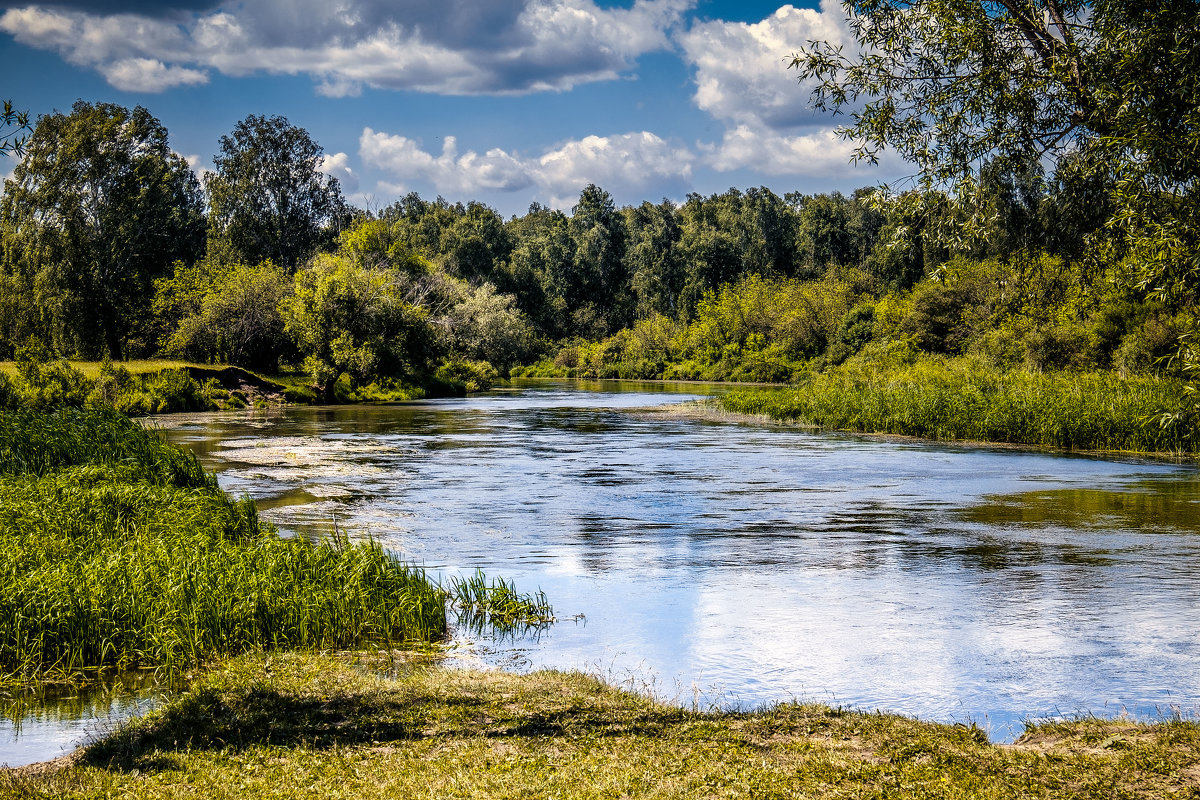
(360, 127), (694, 209)
(674, 2), (899, 178)
(178, 152), (212, 183)
(0, 0), (694, 95)
(535, 131), (694, 207)
(678, 1), (853, 131)
(706, 125), (860, 175)
(319, 151), (360, 194)
(100, 58), (207, 92)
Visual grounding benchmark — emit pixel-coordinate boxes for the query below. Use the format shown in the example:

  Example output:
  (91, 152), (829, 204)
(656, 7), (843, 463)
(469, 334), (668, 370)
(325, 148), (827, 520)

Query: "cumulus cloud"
(100, 58), (208, 92)
(319, 151), (360, 194)
(0, 0), (694, 95)
(674, 2), (894, 177)
(361, 127), (694, 208)
(705, 125), (858, 175)
(679, 1), (853, 131)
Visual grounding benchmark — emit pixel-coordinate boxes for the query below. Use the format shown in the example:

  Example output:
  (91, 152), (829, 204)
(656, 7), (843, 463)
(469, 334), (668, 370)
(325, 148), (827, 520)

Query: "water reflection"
(145, 380), (1200, 741)
(0, 673), (167, 767)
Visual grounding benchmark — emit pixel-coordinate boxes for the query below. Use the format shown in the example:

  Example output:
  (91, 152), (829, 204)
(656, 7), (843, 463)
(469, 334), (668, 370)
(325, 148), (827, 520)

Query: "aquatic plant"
(448, 570), (554, 631)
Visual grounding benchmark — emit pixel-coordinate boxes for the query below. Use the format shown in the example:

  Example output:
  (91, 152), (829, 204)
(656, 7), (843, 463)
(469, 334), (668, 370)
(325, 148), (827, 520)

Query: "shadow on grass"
(82, 681), (683, 774)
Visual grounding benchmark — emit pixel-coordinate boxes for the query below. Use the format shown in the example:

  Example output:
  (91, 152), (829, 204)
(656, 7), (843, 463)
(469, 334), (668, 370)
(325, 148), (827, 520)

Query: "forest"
(0, 101), (1194, 417)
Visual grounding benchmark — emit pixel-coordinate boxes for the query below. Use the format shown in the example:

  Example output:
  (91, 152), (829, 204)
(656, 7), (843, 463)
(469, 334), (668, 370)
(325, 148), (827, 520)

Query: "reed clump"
(720, 356), (1200, 454)
(448, 569), (554, 632)
(0, 407), (447, 685)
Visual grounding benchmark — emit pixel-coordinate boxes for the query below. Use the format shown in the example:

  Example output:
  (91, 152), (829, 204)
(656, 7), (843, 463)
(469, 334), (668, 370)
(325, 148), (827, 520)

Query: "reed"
(720, 357), (1200, 454)
(448, 569), (554, 631)
(0, 408), (448, 685)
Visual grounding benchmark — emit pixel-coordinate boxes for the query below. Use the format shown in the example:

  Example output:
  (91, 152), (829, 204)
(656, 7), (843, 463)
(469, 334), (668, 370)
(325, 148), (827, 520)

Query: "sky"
(0, 0), (908, 217)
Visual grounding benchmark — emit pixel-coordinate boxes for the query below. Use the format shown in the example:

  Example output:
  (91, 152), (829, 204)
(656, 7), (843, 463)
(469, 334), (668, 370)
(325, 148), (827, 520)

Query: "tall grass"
(0, 408), (448, 684)
(720, 357), (1200, 454)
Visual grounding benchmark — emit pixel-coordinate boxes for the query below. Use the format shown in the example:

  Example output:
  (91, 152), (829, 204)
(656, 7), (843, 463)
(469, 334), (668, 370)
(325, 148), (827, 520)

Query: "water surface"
(144, 380), (1200, 741)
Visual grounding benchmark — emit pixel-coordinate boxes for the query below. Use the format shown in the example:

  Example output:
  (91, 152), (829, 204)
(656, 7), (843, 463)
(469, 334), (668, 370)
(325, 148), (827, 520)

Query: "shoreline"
(641, 398), (1200, 464)
(5, 654), (1198, 798)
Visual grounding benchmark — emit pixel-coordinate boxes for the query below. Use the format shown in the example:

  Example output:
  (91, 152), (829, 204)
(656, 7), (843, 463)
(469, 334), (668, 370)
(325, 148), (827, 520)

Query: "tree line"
(0, 55), (1195, 401)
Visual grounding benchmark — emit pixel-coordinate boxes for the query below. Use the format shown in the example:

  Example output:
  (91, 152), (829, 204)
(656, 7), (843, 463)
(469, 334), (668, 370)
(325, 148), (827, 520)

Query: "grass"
(720, 356), (1200, 455)
(0, 406), (555, 685)
(4, 652), (1198, 799)
(0, 359), (224, 381)
(0, 407), (450, 685)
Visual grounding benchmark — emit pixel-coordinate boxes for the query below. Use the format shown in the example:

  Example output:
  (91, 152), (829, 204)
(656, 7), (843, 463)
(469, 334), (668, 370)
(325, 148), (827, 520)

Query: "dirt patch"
(184, 366), (288, 407)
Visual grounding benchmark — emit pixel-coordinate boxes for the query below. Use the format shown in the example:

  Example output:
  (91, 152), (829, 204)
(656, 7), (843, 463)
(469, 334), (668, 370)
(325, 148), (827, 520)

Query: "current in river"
(5, 379), (1198, 764)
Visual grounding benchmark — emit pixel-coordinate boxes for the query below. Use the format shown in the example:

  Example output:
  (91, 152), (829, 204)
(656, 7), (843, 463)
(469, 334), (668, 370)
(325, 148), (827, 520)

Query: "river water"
(4, 379), (1198, 762)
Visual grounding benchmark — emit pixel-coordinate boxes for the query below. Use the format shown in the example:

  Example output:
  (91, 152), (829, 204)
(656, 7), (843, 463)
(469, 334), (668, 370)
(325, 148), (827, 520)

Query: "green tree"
(791, 0), (1200, 374)
(166, 262), (293, 371)
(568, 185), (629, 337)
(0, 100), (29, 156)
(0, 101), (204, 358)
(281, 255), (437, 396)
(623, 200), (684, 320)
(206, 115), (347, 271)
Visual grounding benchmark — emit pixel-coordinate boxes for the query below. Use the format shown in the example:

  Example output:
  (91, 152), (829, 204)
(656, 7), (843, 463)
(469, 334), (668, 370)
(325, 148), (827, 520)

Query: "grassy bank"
(0, 408), (450, 685)
(719, 356), (1200, 455)
(5, 652), (1198, 799)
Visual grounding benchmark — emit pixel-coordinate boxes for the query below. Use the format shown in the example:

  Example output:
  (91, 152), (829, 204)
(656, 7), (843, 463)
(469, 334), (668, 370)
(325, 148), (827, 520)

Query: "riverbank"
(5, 652), (1197, 799)
(712, 358), (1200, 456)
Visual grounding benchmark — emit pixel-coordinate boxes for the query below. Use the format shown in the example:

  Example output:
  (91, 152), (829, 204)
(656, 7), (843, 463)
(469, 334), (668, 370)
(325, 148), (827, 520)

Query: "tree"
(1, 101), (204, 358)
(206, 115), (347, 271)
(792, 0), (1200, 377)
(568, 185), (629, 337)
(166, 262), (293, 371)
(281, 255), (438, 396)
(0, 100), (29, 156)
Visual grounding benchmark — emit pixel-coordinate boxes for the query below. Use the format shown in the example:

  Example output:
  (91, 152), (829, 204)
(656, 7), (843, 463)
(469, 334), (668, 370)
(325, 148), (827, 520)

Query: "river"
(4, 379), (1198, 762)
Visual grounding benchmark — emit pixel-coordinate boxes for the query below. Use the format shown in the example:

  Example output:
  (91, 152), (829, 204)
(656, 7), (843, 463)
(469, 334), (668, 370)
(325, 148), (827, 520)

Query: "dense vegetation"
(1, 67), (1196, 413)
(0, 408), (551, 686)
(720, 354), (1200, 454)
(0, 407), (447, 684)
(7, 652), (1200, 798)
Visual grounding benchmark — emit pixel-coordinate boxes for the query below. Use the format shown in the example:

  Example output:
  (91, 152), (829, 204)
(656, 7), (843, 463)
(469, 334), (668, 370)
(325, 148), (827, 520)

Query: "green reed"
(448, 569), (554, 632)
(720, 357), (1200, 454)
(0, 408), (448, 685)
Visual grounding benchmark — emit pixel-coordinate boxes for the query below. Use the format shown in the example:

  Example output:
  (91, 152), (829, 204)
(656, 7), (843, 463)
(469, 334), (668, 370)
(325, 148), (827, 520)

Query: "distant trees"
(206, 114), (348, 271)
(0, 101), (204, 358)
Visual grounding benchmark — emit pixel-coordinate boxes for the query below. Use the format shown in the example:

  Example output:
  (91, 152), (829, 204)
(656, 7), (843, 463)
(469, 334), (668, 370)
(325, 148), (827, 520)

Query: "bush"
(435, 360), (500, 393)
(1024, 323), (1092, 372)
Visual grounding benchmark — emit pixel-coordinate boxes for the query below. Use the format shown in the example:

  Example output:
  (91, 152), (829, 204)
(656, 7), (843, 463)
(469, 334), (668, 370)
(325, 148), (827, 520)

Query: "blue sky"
(0, 0), (906, 216)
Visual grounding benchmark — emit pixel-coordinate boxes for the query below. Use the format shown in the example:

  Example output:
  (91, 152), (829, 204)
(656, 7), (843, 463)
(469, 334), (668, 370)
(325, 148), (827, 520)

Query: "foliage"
(0, 99), (29, 156)
(434, 360), (499, 394)
(790, 0), (1200, 385)
(281, 254), (438, 396)
(0, 408), (448, 684)
(441, 283), (538, 374)
(206, 115), (347, 271)
(165, 262), (293, 372)
(0, 101), (204, 358)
